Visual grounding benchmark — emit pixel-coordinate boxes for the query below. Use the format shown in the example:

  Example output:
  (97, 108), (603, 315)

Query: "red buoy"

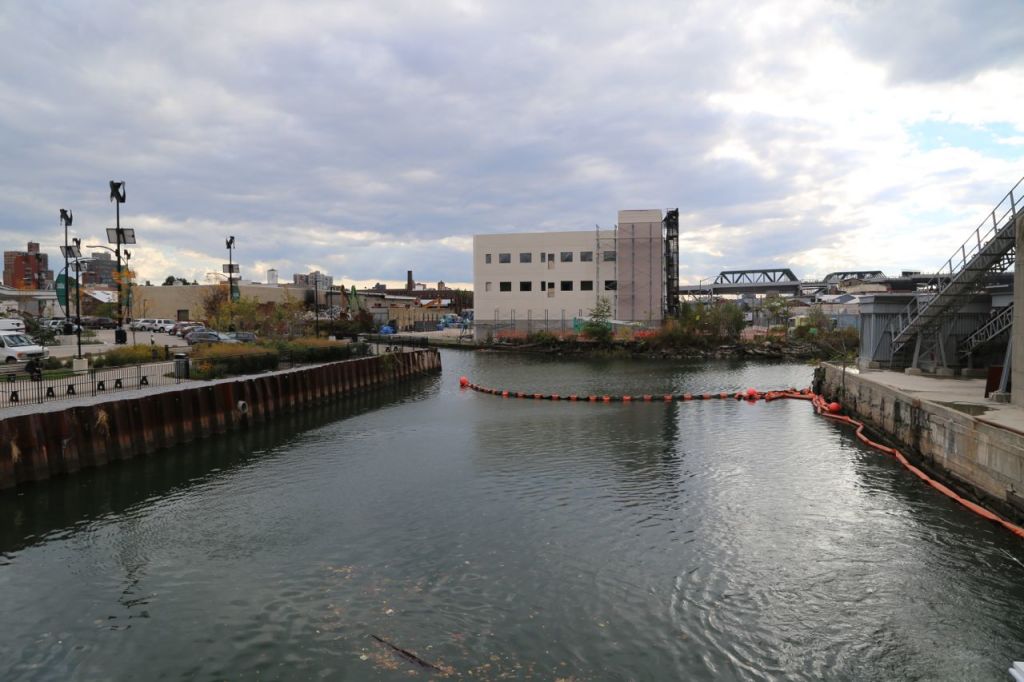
(746, 387), (758, 398)
(828, 402), (841, 413)
(459, 376), (469, 387)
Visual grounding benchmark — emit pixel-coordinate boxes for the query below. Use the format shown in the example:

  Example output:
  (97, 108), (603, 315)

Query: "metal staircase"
(890, 176), (1021, 367)
(959, 302), (1014, 356)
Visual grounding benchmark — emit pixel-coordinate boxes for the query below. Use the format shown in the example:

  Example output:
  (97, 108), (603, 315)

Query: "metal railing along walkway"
(890, 176), (1021, 360)
(1, 360), (182, 408)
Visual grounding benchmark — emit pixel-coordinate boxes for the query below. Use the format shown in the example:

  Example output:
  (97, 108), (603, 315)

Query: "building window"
(602, 251), (616, 262)
(520, 281), (532, 291)
(580, 280), (594, 291)
(604, 280), (617, 290)
(485, 254), (492, 264)
(485, 281), (492, 292)
(560, 252), (573, 263)
(548, 281), (555, 291)
(540, 253), (546, 262)
(519, 252), (532, 263)
(499, 253), (511, 264)
(560, 281), (573, 291)
(541, 281), (547, 291)
(499, 281), (512, 292)
(580, 251), (593, 262)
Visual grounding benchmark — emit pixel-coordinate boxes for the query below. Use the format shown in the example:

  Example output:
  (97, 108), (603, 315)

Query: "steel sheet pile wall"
(0, 350), (441, 489)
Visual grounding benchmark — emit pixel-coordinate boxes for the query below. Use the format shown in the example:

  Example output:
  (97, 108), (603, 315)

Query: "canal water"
(1, 350), (1022, 680)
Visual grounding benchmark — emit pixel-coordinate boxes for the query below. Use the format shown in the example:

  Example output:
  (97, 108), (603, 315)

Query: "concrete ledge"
(0, 350), (441, 490)
(822, 364), (1024, 524)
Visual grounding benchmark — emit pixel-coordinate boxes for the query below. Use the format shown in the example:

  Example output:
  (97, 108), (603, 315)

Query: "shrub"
(190, 344), (280, 379)
(93, 345), (158, 368)
(525, 330), (559, 345)
(275, 337), (371, 363)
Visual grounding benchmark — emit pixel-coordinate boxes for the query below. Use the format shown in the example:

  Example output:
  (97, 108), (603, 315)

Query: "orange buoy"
(501, 390), (509, 398)
(459, 376), (469, 387)
(746, 387), (758, 398)
(623, 395), (632, 402)
(828, 402), (841, 413)
(602, 395), (611, 402)
(663, 394), (673, 402)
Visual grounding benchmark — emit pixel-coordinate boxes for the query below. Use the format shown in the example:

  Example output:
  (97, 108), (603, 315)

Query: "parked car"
(0, 317), (26, 333)
(45, 319), (80, 334)
(225, 331), (257, 343)
(176, 322), (206, 337)
(186, 330), (237, 346)
(0, 331), (49, 364)
(152, 319), (178, 332)
(82, 316), (118, 330)
(181, 325), (206, 340)
(130, 318), (155, 331)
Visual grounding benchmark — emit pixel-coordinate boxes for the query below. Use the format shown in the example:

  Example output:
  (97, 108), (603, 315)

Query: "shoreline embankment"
(820, 362), (1024, 525)
(0, 349), (441, 490)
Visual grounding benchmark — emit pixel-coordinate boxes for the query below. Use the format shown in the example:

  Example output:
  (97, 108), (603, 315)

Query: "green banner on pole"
(230, 280), (240, 302)
(56, 274), (68, 309)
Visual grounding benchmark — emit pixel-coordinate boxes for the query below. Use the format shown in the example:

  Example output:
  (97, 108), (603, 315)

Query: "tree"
(582, 296), (613, 343)
(162, 275), (176, 286)
(763, 296), (789, 327)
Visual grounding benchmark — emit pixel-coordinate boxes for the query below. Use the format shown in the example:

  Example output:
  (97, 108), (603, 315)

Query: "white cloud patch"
(1, 0), (1023, 290)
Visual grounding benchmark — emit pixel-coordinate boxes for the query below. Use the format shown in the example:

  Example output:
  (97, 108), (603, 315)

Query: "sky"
(2, 0), (1024, 290)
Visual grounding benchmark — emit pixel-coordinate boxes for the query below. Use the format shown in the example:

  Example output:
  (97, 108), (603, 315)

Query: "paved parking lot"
(45, 328), (190, 359)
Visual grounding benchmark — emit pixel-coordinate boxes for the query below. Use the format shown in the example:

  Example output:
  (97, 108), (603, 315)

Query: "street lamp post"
(72, 238), (82, 358)
(60, 237), (84, 358)
(314, 275), (320, 338)
(59, 208), (73, 334)
(225, 236), (236, 331)
(109, 181), (128, 342)
(124, 250), (134, 343)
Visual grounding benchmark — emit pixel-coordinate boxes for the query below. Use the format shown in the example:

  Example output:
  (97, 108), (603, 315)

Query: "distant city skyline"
(2, 1), (1023, 291)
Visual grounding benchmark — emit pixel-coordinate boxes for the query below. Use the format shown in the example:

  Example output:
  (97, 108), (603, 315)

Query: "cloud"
(1, 0), (1022, 291)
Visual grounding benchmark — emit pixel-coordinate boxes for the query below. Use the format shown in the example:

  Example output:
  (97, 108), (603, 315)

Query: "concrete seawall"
(821, 363), (1024, 521)
(0, 349), (441, 490)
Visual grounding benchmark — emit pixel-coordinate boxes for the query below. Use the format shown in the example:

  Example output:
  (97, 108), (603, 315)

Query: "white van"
(0, 331), (48, 364)
(0, 318), (26, 333)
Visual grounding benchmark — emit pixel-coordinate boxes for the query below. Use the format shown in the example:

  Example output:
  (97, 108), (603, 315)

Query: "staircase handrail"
(893, 175), (1023, 345)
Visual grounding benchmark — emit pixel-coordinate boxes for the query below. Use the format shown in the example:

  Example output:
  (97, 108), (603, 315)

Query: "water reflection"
(1, 351), (1022, 680)
(0, 378), (436, 557)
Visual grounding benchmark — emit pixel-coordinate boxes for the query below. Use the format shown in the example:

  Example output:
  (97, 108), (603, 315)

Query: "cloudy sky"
(2, 0), (1024, 289)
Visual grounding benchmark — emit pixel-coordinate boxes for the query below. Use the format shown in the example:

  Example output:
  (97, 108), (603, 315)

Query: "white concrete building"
(473, 209), (665, 338)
